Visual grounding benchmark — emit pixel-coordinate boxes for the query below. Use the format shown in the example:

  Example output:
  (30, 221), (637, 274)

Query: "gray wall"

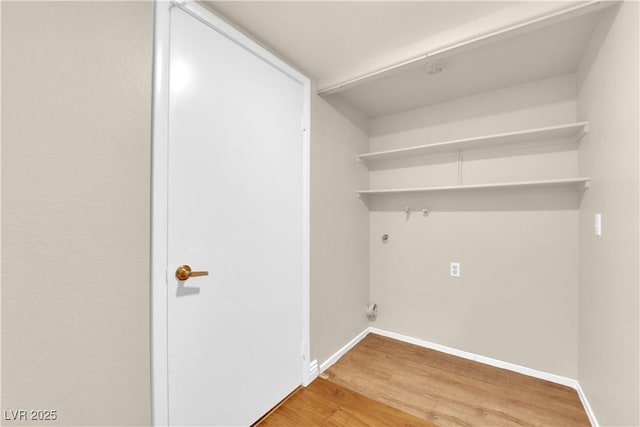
(310, 89), (370, 365)
(2, 2), (153, 425)
(577, 2), (640, 425)
(367, 75), (581, 377)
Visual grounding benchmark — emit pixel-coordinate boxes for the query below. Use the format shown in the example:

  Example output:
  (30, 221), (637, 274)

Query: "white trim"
(151, 2), (171, 425)
(305, 360), (319, 386)
(300, 64), (312, 389)
(173, 2), (308, 85)
(576, 382), (600, 427)
(151, 1), (311, 425)
(319, 328), (370, 373)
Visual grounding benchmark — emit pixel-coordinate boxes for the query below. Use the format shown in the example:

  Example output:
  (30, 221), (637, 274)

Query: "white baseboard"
(318, 326), (599, 427)
(369, 327), (577, 387)
(319, 328), (369, 373)
(575, 381), (600, 427)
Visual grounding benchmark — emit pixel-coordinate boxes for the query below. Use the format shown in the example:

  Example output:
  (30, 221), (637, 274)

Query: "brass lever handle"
(175, 265), (209, 281)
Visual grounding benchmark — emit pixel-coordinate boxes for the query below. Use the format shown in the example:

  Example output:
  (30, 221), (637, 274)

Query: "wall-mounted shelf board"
(357, 177), (590, 196)
(357, 122), (589, 165)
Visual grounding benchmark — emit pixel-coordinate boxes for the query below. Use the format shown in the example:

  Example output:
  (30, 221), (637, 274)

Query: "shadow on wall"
(576, 3), (618, 91)
(323, 93), (370, 134)
(365, 140), (581, 171)
(367, 74), (578, 138)
(359, 188), (586, 212)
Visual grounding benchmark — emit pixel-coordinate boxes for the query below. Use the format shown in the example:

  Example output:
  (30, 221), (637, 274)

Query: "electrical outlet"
(450, 262), (461, 277)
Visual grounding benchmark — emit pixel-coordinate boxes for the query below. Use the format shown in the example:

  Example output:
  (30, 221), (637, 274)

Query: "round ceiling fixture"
(425, 59), (447, 75)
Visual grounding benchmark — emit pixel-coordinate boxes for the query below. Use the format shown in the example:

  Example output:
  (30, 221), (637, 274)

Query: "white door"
(165, 6), (307, 426)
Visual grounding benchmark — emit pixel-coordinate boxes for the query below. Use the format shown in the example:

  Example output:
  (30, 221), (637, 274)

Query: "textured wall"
(2, 2), (153, 425)
(577, 2), (640, 425)
(310, 90), (370, 366)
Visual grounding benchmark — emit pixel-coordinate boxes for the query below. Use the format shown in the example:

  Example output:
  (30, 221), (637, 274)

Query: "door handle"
(175, 265), (209, 281)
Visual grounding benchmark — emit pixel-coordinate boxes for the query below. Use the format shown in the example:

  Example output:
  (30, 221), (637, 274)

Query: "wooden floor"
(256, 378), (434, 427)
(258, 334), (590, 426)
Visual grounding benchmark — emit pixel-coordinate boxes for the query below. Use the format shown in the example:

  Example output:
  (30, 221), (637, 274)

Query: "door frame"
(150, 2), (311, 425)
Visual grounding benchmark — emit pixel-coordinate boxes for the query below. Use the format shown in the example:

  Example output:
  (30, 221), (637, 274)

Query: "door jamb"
(151, 2), (311, 425)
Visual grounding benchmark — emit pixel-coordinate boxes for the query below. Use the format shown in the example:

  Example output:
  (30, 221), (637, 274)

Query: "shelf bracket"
(575, 123), (590, 143)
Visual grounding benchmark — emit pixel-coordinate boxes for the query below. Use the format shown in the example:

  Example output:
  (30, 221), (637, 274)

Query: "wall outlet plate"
(450, 262), (461, 277)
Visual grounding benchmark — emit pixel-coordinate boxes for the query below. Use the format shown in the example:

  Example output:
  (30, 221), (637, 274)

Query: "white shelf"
(357, 122), (589, 165)
(357, 178), (590, 196)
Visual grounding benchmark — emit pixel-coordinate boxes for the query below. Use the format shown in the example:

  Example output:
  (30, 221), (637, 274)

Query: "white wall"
(310, 88), (370, 365)
(576, 2), (640, 425)
(368, 75), (582, 378)
(2, 2), (153, 425)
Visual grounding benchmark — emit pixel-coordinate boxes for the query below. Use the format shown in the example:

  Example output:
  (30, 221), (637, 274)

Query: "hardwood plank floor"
(324, 334), (590, 427)
(257, 333), (590, 426)
(255, 377), (435, 427)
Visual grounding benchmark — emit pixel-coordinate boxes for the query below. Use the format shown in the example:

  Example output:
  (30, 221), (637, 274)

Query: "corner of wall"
(576, 2), (640, 425)
(309, 84), (371, 365)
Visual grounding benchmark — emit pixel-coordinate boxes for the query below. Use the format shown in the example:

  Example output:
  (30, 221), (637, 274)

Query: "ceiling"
(204, 1), (522, 83)
(336, 10), (601, 117)
(203, 1), (604, 118)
